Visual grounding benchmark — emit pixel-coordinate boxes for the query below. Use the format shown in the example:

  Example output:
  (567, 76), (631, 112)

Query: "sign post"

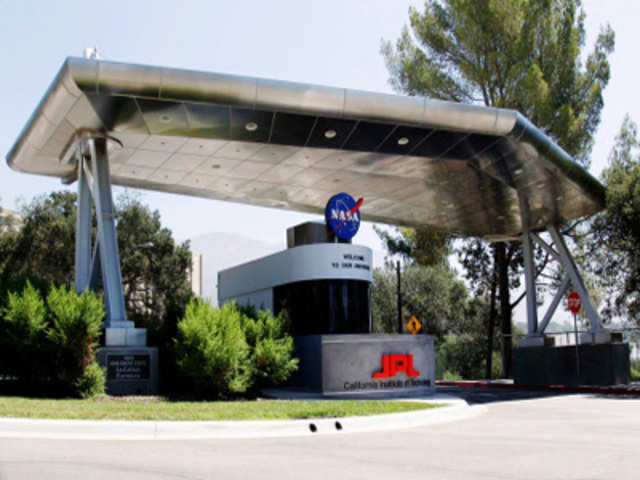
(568, 291), (582, 379)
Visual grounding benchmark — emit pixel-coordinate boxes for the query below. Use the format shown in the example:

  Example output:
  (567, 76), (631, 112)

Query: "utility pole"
(397, 260), (402, 334)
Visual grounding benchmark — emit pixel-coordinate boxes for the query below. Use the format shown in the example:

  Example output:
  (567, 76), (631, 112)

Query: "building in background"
(189, 251), (203, 298)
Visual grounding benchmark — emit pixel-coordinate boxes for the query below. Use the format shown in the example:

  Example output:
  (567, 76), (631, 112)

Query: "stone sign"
(106, 354), (150, 381)
(290, 334), (435, 396)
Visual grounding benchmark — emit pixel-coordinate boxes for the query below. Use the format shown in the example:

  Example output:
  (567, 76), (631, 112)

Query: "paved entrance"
(1, 391), (638, 479)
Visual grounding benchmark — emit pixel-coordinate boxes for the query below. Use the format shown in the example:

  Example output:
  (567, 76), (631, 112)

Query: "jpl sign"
(372, 354), (420, 378)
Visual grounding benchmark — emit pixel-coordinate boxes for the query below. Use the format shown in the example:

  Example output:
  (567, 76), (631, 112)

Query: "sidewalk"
(436, 379), (640, 395)
(0, 394), (483, 440)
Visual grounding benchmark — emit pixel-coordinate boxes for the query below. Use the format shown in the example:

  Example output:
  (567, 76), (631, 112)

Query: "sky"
(1, 0), (638, 325)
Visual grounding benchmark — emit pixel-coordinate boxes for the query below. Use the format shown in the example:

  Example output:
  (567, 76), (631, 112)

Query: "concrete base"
(107, 321), (135, 329)
(517, 336), (555, 348)
(579, 330), (618, 345)
(105, 327), (147, 346)
(289, 334), (435, 397)
(97, 347), (158, 395)
(514, 343), (631, 386)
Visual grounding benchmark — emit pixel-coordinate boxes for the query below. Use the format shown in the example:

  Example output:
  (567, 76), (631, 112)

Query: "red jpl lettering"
(372, 354), (420, 378)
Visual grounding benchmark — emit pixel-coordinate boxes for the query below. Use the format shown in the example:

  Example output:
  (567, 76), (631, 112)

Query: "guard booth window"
(273, 280), (371, 335)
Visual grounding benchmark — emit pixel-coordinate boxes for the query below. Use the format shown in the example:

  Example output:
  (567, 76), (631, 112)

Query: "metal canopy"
(7, 57), (605, 239)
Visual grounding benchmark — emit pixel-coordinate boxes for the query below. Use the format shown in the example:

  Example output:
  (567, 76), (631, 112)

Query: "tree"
(0, 191), (192, 336)
(1, 192), (77, 289)
(381, 0), (614, 376)
(586, 116), (640, 321)
(116, 193), (192, 333)
(372, 261), (468, 340)
(373, 261), (504, 378)
(374, 225), (451, 267)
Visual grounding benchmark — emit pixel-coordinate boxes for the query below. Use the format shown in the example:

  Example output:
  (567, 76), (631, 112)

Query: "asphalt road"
(1, 390), (639, 479)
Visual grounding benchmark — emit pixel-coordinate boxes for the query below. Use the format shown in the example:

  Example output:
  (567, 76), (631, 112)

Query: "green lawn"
(0, 397), (443, 421)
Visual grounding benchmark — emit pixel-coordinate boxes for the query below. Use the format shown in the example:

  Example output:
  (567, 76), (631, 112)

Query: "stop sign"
(568, 291), (581, 314)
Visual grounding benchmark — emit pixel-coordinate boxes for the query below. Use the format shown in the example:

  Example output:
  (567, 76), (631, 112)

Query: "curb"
(436, 380), (640, 396)
(0, 397), (483, 440)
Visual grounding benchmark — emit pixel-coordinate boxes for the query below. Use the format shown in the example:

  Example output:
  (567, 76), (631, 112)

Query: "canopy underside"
(7, 57), (605, 239)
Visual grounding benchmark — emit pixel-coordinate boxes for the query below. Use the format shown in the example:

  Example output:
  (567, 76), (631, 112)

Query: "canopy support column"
(74, 143), (92, 294)
(518, 225), (610, 347)
(522, 230), (538, 336)
(74, 135), (135, 331)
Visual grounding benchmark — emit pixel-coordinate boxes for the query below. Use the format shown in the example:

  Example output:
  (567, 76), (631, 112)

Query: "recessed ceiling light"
(397, 137), (409, 146)
(245, 122), (258, 132)
(324, 129), (337, 139)
(514, 168), (523, 175)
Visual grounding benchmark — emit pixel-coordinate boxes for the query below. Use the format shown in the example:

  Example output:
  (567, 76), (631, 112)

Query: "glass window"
(274, 280), (371, 335)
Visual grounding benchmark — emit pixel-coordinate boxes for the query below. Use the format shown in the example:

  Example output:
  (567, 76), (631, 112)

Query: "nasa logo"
(325, 193), (363, 241)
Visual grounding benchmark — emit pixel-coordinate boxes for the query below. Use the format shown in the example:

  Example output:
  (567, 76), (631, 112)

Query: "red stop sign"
(568, 291), (581, 314)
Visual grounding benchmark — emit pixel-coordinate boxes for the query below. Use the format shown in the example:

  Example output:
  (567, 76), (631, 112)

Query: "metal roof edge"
(513, 113), (605, 207)
(6, 58), (84, 173)
(66, 57), (520, 134)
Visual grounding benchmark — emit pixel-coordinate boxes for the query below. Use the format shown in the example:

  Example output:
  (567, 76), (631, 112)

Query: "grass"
(0, 396), (443, 421)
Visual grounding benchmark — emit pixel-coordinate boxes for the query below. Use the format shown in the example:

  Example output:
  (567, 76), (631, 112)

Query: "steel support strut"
(518, 225), (607, 346)
(547, 225), (603, 335)
(73, 136), (130, 327)
(74, 143), (92, 293)
(521, 230), (538, 335)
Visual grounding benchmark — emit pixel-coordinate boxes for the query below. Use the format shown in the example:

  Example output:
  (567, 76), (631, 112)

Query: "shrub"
(74, 362), (106, 398)
(46, 285), (104, 396)
(1, 282), (49, 386)
(435, 333), (488, 380)
(175, 300), (251, 398)
(240, 306), (298, 393)
(442, 370), (463, 381)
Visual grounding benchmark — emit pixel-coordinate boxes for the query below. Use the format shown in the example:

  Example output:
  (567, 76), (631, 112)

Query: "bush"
(0, 283), (105, 397)
(1, 282), (49, 386)
(46, 285), (104, 396)
(174, 301), (299, 399)
(74, 362), (106, 398)
(435, 333), (489, 380)
(175, 300), (251, 398)
(239, 306), (298, 393)
(442, 370), (463, 381)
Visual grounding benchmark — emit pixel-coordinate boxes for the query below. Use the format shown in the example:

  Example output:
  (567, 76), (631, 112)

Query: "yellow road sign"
(407, 316), (422, 335)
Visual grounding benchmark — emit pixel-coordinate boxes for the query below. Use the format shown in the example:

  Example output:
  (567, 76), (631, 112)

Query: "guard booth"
(6, 55), (629, 392)
(218, 202), (435, 396)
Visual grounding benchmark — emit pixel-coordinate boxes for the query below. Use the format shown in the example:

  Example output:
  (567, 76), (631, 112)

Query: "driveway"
(0, 390), (638, 479)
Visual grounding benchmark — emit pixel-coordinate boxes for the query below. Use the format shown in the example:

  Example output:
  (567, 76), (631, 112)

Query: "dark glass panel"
(270, 112), (317, 146)
(230, 107), (273, 142)
(411, 130), (468, 158)
(342, 122), (394, 152)
(274, 279), (371, 335)
(184, 103), (230, 139)
(378, 126), (434, 155)
(87, 94), (148, 133)
(306, 117), (357, 148)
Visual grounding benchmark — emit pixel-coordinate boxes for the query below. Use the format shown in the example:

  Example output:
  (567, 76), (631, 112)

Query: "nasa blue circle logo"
(325, 193), (363, 241)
